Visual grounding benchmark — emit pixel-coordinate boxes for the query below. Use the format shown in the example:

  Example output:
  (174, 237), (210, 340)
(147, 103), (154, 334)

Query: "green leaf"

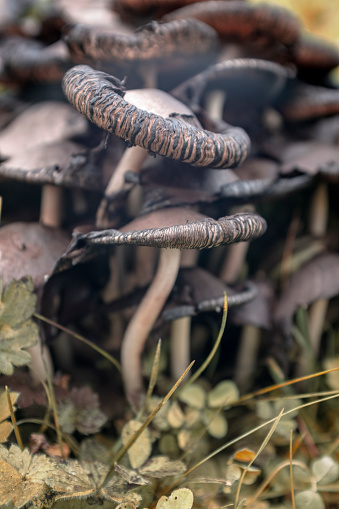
(207, 380), (239, 408)
(201, 409), (228, 439)
(295, 490), (325, 509)
(312, 456), (339, 485)
(0, 278), (38, 375)
(178, 384), (206, 409)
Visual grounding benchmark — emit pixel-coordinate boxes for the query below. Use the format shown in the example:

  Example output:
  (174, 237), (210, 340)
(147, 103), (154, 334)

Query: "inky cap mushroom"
(62, 64), (250, 169)
(63, 207), (266, 410)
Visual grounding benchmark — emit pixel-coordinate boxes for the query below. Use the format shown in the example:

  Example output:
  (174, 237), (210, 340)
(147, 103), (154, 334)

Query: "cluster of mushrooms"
(0, 0), (339, 412)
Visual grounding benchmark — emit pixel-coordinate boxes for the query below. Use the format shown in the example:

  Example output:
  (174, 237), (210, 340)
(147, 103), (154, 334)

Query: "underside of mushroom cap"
(62, 64), (250, 168)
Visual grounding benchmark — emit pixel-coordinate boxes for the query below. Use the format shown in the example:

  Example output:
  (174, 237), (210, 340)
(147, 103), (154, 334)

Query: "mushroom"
(171, 58), (293, 132)
(63, 18), (218, 88)
(0, 222), (70, 380)
(278, 83), (339, 123)
(291, 33), (339, 78)
(0, 37), (71, 83)
(62, 64), (251, 226)
(63, 207), (267, 410)
(163, 1), (300, 49)
(0, 100), (90, 227)
(62, 64), (250, 169)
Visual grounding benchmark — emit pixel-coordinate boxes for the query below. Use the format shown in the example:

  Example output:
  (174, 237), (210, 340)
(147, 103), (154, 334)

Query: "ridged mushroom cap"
(67, 207), (267, 252)
(62, 65), (250, 168)
(64, 18), (217, 62)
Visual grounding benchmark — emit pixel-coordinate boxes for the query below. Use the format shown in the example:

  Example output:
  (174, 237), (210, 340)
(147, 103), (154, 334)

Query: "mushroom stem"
(96, 145), (148, 227)
(121, 248), (181, 411)
(220, 241), (249, 284)
(309, 182), (328, 237)
(40, 185), (63, 227)
(234, 324), (261, 393)
(170, 316), (191, 381)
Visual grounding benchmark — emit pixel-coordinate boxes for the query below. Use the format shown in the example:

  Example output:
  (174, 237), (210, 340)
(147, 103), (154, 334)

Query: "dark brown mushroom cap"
(292, 34), (339, 74)
(62, 65), (250, 168)
(0, 38), (70, 83)
(163, 1), (300, 47)
(67, 208), (266, 252)
(64, 19), (218, 63)
(0, 222), (70, 289)
(278, 83), (339, 122)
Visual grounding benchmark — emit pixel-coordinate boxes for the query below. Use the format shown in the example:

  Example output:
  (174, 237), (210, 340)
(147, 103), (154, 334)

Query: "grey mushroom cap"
(0, 222), (70, 290)
(62, 65), (250, 169)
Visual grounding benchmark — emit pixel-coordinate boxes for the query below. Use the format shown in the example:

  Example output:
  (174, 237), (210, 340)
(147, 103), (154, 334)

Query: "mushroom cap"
(0, 101), (88, 159)
(62, 65), (250, 168)
(0, 140), (104, 190)
(0, 222), (70, 289)
(125, 88), (199, 121)
(0, 38), (70, 83)
(172, 58), (294, 113)
(64, 19), (217, 63)
(278, 83), (339, 122)
(292, 34), (339, 74)
(164, 1), (300, 47)
(66, 207), (267, 253)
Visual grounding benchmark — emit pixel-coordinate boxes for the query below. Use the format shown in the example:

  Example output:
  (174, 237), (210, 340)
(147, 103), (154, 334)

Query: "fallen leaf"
(0, 444), (57, 508)
(58, 386), (107, 435)
(115, 463), (151, 485)
(156, 488), (193, 509)
(0, 389), (19, 443)
(121, 420), (152, 469)
(0, 278), (39, 375)
(46, 459), (142, 506)
(139, 456), (186, 478)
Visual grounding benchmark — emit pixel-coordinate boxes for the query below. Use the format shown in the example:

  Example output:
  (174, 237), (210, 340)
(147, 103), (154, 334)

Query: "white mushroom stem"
(170, 316), (191, 380)
(40, 185), (64, 227)
(205, 89), (226, 120)
(121, 248), (181, 411)
(96, 145), (148, 226)
(169, 248), (199, 380)
(220, 241), (250, 284)
(28, 341), (54, 383)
